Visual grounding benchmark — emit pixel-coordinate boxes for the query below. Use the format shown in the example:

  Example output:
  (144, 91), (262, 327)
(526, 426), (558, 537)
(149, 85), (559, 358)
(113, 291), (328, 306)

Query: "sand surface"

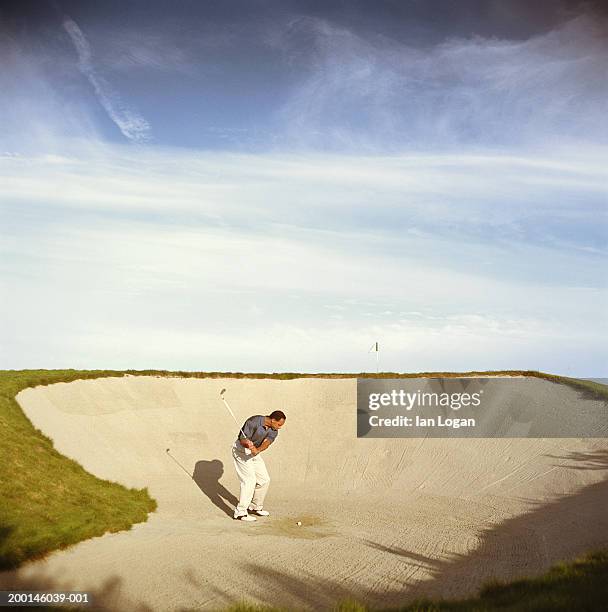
(2, 376), (608, 610)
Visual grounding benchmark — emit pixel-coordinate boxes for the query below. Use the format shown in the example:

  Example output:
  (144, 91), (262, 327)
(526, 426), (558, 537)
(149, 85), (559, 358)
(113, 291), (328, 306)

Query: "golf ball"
(296, 521), (302, 526)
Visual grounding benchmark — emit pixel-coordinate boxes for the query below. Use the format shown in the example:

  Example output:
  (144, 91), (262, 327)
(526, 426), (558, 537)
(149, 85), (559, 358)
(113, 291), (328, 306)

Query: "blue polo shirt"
(237, 415), (279, 448)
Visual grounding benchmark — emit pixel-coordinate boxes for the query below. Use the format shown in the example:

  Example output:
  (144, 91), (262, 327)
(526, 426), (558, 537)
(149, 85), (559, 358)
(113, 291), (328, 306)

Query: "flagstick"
(369, 341), (380, 374)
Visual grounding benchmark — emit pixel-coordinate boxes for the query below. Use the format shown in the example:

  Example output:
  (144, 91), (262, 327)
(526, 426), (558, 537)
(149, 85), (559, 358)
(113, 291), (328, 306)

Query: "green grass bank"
(0, 370), (157, 570)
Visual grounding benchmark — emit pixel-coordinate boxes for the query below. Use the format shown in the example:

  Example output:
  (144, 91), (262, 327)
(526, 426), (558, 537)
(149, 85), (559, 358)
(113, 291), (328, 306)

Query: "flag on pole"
(368, 342), (379, 373)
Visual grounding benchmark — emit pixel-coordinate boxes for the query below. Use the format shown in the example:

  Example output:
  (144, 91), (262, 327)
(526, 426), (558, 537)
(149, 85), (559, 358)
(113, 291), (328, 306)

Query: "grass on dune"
(122, 368), (608, 402)
(0, 370), (156, 570)
(399, 550), (608, 612)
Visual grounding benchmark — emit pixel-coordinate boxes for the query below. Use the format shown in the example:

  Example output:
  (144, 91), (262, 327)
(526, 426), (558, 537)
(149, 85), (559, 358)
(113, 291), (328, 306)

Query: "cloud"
(62, 17), (150, 143)
(1, 144), (606, 373)
(2, 146), (606, 256)
(273, 13), (608, 151)
(0, 28), (101, 152)
(1, 5), (606, 372)
(3, 6), (606, 154)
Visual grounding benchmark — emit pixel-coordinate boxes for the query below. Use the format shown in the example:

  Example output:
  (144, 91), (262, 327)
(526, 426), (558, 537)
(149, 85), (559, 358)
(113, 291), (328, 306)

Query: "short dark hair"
(269, 410), (286, 421)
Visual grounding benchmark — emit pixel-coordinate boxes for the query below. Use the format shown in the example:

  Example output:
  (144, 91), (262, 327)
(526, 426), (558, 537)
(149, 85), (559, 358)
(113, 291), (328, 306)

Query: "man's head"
(268, 410), (286, 430)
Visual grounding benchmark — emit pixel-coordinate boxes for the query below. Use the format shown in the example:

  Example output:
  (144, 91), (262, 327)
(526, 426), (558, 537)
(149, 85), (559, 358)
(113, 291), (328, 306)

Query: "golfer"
(232, 410), (286, 521)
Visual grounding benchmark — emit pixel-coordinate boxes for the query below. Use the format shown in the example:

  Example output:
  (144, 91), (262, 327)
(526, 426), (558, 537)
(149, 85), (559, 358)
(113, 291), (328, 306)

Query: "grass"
(132, 368), (608, 402)
(226, 550), (608, 611)
(111, 368), (608, 401)
(398, 549), (608, 611)
(0, 369), (157, 570)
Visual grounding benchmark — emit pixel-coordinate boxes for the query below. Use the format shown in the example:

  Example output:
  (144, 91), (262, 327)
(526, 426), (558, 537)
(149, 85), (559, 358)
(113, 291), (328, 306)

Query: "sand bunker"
(2, 376), (608, 610)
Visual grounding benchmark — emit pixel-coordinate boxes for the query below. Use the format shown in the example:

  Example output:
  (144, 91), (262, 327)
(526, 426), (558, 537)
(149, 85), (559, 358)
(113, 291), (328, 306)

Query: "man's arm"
(238, 417), (257, 448)
(250, 438), (273, 455)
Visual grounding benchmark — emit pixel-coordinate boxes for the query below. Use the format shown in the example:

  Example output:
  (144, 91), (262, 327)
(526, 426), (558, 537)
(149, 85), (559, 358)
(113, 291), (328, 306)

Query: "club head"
(166, 448), (170, 452)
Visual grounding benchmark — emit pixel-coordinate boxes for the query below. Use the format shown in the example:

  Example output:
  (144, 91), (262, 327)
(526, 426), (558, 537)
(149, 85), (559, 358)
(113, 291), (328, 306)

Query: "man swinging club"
(232, 410), (286, 521)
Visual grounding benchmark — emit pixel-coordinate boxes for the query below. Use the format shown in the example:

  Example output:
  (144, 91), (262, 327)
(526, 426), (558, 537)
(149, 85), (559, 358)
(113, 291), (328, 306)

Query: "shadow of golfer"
(193, 459), (238, 517)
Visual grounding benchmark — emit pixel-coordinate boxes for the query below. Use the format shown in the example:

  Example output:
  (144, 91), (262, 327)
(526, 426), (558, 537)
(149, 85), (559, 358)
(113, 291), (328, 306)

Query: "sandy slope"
(2, 376), (608, 610)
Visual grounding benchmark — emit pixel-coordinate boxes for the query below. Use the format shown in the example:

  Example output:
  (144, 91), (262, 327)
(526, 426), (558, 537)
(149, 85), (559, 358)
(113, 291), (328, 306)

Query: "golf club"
(220, 388), (251, 455)
(165, 448), (192, 478)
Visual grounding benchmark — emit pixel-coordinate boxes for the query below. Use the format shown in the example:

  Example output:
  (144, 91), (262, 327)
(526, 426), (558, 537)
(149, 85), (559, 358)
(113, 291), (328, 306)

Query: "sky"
(0, 0), (607, 374)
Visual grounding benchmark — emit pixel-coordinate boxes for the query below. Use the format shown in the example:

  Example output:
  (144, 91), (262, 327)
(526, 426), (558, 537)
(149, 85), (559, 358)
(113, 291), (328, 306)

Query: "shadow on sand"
(0, 570), (151, 612)
(2, 451), (606, 609)
(200, 449), (608, 609)
(193, 459), (238, 518)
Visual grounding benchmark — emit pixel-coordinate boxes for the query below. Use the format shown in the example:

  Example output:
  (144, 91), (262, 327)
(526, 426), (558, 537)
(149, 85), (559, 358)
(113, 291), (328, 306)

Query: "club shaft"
(166, 450), (192, 478)
(221, 396), (252, 454)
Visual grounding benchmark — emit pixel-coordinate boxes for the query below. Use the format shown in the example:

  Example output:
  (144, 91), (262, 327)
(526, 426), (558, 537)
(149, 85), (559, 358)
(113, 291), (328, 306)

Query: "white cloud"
(62, 17), (150, 143)
(1, 146), (605, 256)
(1, 144), (606, 374)
(273, 14), (608, 150)
(1, 6), (607, 374)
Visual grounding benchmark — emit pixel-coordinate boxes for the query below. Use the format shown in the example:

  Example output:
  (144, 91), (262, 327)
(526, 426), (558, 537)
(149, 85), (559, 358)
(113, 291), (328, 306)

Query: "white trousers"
(232, 443), (271, 516)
